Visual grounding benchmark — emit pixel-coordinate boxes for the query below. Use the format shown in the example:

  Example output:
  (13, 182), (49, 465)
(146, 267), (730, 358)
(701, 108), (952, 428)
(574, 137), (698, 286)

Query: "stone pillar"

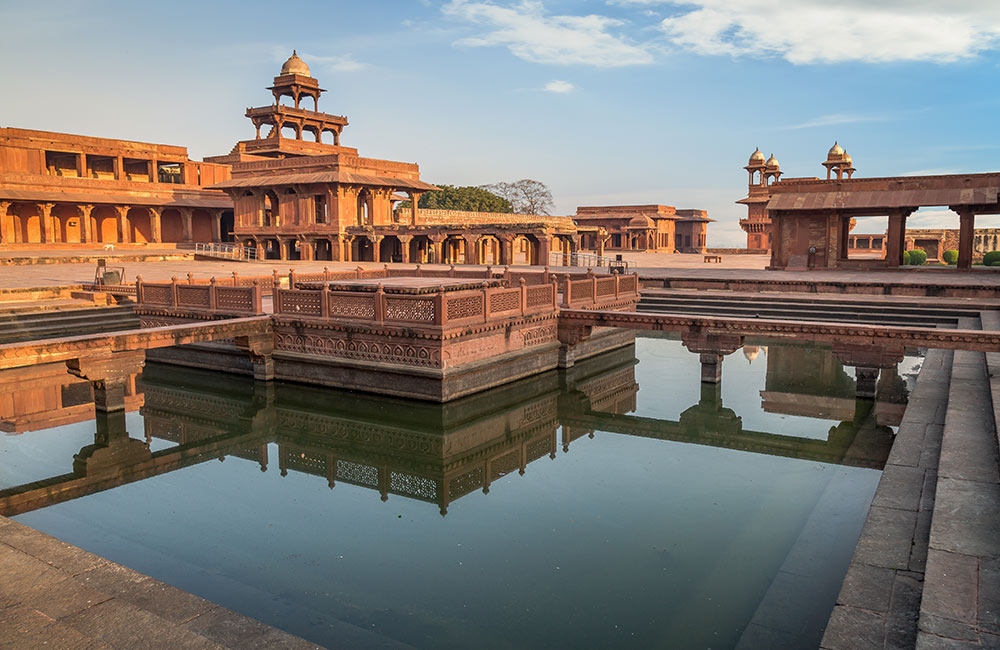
(500, 235), (514, 266)
(463, 235), (477, 264)
(536, 234), (552, 266)
(832, 342), (905, 400)
(236, 334), (275, 381)
(78, 204), (94, 243)
(855, 367), (880, 399)
(76, 153), (87, 178)
(147, 159), (157, 183)
(957, 209), (975, 271)
(179, 208), (193, 242)
(114, 155), (123, 180)
(409, 192), (420, 225)
(114, 205), (131, 244)
(681, 333), (743, 384)
(39, 203), (55, 243)
(278, 238), (288, 261)
(66, 351), (146, 412)
(398, 234), (411, 263)
(429, 234), (445, 264)
(0, 201), (10, 244)
(211, 209), (222, 242)
(148, 207), (162, 243)
(886, 210), (908, 267)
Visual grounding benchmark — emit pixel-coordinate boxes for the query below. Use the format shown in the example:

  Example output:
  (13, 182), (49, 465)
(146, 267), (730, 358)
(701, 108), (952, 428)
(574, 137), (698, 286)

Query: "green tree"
(480, 179), (554, 215)
(399, 185), (513, 213)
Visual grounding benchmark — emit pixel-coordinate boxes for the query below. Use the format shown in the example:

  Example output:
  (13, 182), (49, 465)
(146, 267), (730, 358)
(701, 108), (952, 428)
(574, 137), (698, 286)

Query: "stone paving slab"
(821, 349), (953, 650)
(916, 348), (1000, 649)
(0, 516), (324, 649)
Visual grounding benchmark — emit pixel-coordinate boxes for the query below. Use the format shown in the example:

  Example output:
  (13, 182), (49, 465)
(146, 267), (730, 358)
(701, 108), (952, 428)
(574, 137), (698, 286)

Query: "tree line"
(399, 179), (554, 216)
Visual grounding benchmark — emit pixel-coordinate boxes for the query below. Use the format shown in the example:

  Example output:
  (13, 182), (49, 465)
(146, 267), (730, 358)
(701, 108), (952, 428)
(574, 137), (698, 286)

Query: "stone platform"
(0, 516), (321, 649)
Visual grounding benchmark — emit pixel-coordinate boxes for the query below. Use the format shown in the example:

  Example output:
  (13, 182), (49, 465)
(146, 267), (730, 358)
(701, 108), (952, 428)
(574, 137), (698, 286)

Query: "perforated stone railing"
(275, 280), (559, 327)
(136, 276), (263, 315)
(561, 271), (640, 309)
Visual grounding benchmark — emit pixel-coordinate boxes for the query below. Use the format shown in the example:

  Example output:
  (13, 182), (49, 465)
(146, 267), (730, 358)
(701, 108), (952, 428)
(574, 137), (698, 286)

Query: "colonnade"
(242, 231), (580, 265)
(0, 201), (230, 245)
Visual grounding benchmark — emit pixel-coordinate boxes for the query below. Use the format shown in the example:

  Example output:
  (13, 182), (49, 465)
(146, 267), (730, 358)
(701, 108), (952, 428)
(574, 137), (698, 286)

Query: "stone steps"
(0, 306), (139, 344)
(637, 294), (964, 327)
(822, 313), (1000, 649)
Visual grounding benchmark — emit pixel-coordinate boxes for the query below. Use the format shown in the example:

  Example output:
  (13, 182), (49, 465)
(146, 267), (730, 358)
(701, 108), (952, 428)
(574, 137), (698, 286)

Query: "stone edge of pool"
(0, 515), (324, 649)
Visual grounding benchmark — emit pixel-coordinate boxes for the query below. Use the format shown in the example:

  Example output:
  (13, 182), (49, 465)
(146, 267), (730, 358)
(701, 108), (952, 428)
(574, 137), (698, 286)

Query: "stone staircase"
(0, 305), (140, 344)
(818, 312), (1000, 649)
(638, 289), (980, 327)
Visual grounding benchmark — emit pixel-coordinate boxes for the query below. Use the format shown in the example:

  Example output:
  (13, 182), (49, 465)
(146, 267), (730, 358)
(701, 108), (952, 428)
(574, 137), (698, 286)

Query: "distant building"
(573, 205), (712, 255)
(0, 129), (232, 245)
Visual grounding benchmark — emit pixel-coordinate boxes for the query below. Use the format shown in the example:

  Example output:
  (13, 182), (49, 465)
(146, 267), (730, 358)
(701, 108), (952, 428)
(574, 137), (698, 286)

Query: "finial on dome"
(280, 50), (311, 76)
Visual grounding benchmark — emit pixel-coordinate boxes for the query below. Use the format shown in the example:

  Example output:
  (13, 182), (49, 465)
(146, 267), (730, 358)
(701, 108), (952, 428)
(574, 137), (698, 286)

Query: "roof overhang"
(209, 171), (439, 192)
(767, 187), (999, 211)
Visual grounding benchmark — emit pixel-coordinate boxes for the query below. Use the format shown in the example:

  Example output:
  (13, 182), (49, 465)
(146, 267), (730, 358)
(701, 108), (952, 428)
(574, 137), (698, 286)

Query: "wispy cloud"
(544, 80), (575, 93)
(442, 0), (654, 67)
(658, 0), (1000, 64)
(783, 112), (893, 130)
(301, 53), (368, 72)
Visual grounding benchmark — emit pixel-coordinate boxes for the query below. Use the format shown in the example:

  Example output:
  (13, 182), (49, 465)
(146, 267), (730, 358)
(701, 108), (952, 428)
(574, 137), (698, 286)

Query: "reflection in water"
(0, 339), (909, 650)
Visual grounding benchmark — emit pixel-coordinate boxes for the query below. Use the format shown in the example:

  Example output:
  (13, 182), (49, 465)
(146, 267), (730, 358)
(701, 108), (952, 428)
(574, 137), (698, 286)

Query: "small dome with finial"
(827, 141), (845, 160)
(280, 50), (311, 76)
(748, 148), (766, 165)
(765, 154), (779, 169)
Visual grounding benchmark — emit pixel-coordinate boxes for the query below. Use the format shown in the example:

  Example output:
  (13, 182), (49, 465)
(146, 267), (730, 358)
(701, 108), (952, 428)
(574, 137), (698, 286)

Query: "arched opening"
(220, 210), (235, 242)
(191, 209), (213, 242)
(160, 209), (183, 243)
(409, 235), (431, 264)
(442, 236), (468, 264)
(314, 239), (333, 261)
(285, 239), (301, 261)
(264, 239), (281, 260)
(353, 236), (374, 262)
(127, 207), (152, 243)
(14, 204), (42, 243)
(92, 206), (118, 244)
(512, 234), (539, 265)
(281, 125), (299, 140)
(53, 205), (82, 243)
(478, 236), (500, 265)
(264, 190), (279, 227)
(357, 189), (372, 226)
(379, 236), (402, 263)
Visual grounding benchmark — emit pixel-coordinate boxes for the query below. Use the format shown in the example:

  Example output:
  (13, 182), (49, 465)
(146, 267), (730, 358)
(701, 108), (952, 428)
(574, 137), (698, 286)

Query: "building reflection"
(0, 364), (142, 433)
(0, 340), (907, 516)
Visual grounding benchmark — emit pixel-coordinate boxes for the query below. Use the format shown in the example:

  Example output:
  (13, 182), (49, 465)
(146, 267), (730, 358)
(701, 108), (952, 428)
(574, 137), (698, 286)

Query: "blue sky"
(3, 0), (1000, 246)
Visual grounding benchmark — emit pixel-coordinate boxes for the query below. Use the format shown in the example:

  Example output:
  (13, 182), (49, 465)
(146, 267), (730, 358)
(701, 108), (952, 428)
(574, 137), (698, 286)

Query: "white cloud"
(544, 79), (575, 93)
(301, 53), (368, 72)
(785, 113), (892, 130)
(443, 0), (654, 67)
(658, 0), (1000, 64)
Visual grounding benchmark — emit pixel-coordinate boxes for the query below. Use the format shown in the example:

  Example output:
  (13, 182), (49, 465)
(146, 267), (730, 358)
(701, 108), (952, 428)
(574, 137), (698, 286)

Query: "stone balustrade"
(136, 276), (263, 315)
(275, 281), (558, 327)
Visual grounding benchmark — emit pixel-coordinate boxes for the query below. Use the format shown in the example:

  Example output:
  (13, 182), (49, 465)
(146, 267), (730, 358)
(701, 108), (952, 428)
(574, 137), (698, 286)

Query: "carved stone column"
(681, 332), (744, 384)
(832, 342), (905, 400)
(114, 205), (131, 244)
(179, 207), (193, 242)
(39, 203), (55, 243)
(236, 333), (275, 381)
(429, 234), (446, 265)
(211, 209), (222, 242)
(956, 208), (975, 271)
(0, 200), (10, 244)
(397, 234), (412, 263)
(78, 204), (94, 243)
(66, 350), (146, 412)
(148, 207), (162, 243)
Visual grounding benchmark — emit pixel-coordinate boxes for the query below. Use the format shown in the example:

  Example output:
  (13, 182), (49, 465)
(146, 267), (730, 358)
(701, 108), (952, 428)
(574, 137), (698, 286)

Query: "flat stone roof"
(297, 277), (507, 294)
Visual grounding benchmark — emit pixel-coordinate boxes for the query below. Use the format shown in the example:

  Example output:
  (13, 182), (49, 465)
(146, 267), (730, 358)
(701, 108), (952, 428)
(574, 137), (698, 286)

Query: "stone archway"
(191, 209), (213, 242)
(127, 207), (152, 243)
(92, 206), (119, 243)
(160, 209), (183, 243)
(353, 236), (375, 262)
(409, 235), (431, 264)
(379, 236), (402, 263)
(53, 204), (82, 243)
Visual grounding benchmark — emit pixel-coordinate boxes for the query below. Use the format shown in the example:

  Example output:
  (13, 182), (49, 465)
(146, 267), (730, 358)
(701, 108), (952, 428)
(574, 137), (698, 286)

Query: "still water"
(0, 337), (912, 649)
